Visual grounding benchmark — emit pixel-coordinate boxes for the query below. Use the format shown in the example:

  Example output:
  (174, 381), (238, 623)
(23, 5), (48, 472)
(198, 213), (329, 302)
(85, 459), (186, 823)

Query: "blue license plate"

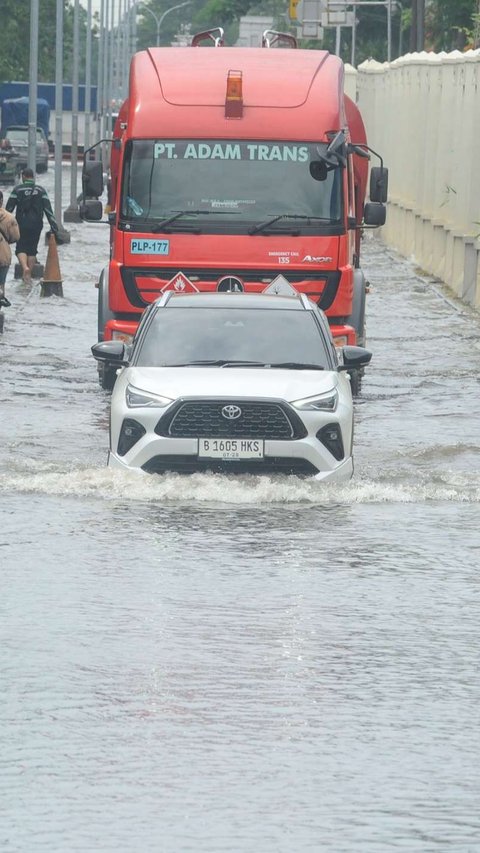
(130, 239), (170, 255)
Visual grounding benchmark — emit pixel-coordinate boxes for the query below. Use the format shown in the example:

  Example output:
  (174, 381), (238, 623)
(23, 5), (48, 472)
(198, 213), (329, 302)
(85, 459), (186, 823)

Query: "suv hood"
(123, 366), (337, 402)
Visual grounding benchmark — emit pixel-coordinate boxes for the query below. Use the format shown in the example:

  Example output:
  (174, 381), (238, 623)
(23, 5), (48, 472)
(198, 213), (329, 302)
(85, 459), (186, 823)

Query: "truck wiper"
(152, 210), (239, 232)
(152, 210), (208, 231)
(249, 214), (330, 236)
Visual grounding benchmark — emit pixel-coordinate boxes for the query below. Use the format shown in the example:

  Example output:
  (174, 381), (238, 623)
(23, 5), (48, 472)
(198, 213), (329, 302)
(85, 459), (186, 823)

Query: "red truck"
(82, 28), (388, 390)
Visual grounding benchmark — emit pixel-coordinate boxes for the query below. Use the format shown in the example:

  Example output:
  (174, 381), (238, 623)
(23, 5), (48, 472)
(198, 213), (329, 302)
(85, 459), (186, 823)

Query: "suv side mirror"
(82, 159), (104, 199)
(338, 346), (372, 371)
(369, 166), (388, 203)
(91, 341), (129, 364)
(363, 202), (386, 227)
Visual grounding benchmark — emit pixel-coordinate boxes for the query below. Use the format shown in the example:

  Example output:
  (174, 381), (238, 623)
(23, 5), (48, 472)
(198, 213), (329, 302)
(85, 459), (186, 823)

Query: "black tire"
(97, 269), (116, 341)
(349, 368), (362, 397)
(96, 270), (119, 390)
(348, 270), (367, 348)
(98, 361), (118, 392)
(0, 312), (4, 335)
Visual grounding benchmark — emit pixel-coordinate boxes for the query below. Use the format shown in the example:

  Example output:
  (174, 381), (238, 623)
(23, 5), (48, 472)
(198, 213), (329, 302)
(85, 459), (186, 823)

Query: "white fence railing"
(356, 50), (480, 310)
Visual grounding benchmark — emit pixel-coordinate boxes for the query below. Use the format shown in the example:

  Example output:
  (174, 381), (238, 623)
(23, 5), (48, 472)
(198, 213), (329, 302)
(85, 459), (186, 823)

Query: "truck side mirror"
(369, 166), (388, 203)
(82, 160), (104, 199)
(80, 199), (104, 222)
(363, 202), (386, 227)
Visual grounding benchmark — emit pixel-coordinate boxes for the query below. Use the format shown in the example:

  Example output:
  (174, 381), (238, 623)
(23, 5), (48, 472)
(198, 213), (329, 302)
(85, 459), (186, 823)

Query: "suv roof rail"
(261, 30), (297, 49)
(191, 27), (225, 47)
(159, 291), (174, 306)
(299, 293), (313, 310)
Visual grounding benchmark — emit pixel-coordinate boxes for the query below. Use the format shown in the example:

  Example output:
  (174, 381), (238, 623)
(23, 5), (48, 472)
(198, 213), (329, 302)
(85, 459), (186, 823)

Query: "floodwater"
(1, 168), (480, 852)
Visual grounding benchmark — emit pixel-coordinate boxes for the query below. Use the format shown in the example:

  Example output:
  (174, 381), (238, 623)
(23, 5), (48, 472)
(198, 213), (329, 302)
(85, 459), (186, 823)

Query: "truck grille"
(121, 267), (341, 311)
(155, 400), (307, 440)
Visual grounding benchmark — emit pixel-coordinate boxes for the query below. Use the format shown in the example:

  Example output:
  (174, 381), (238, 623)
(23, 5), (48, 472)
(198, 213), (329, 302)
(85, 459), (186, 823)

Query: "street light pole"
(157, 1), (191, 45)
(136, 1), (191, 47)
(136, 3), (160, 45)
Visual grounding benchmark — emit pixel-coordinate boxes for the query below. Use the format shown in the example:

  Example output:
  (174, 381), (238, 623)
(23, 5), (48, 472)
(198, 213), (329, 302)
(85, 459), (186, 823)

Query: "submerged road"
(1, 167), (479, 851)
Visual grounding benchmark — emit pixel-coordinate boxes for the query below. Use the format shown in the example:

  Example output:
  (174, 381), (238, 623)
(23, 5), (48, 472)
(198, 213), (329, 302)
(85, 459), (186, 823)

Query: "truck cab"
(82, 29), (387, 390)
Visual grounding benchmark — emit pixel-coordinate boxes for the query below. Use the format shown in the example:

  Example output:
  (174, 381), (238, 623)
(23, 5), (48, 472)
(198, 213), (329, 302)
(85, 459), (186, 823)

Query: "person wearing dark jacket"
(6, 168), (58, 283)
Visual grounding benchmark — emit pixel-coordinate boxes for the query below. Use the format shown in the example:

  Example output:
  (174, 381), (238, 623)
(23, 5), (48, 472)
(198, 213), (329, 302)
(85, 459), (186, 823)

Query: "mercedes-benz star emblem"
(217, 276), (244, 293)
(221, 405), (242, 420)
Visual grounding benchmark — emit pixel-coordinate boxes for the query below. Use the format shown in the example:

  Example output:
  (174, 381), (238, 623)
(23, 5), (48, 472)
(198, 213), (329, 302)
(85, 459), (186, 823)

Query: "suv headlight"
(126, 384), (172, 408)
(291, 389), (338, 411)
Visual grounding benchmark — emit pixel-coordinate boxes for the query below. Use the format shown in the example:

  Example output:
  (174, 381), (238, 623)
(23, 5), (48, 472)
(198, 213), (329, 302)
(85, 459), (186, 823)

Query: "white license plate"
(198, 438), (264, 460)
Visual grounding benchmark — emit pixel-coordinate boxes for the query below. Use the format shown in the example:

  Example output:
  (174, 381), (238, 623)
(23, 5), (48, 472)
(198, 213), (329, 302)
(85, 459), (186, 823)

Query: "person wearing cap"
(6, 167), (58, 284)
(0, 189), (20, 307)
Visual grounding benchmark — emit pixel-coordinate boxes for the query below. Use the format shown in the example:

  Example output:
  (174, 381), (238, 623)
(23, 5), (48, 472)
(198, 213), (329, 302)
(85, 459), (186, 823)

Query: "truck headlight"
(126, 384), (172, 408)
(291, 389), (338, 411)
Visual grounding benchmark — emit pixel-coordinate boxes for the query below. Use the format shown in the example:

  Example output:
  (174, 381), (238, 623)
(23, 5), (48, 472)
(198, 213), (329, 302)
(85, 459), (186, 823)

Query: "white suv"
(92, 292), (372, 481)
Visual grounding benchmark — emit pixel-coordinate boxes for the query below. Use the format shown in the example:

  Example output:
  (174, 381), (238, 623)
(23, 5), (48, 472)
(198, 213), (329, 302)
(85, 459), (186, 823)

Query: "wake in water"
(0, 458), (479, 504)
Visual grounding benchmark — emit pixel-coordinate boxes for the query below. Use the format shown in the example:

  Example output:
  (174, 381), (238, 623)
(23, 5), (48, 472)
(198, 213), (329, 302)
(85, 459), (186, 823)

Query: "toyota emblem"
(221, 405), (242, 420)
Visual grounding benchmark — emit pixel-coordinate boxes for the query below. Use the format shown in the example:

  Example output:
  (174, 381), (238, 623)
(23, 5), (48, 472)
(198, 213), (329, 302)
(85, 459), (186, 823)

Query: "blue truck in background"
(0, 97), (50, 140)
(0, 82), (99, 167)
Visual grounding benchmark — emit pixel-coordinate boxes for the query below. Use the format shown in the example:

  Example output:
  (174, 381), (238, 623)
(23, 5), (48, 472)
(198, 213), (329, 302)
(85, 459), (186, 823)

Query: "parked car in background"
(0, 139), (17, 184)
(1, 126), (49, 174)
(92, 291), (372, 481)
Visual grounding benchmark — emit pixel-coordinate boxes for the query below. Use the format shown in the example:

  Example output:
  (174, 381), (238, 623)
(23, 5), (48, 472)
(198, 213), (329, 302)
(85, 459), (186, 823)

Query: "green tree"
(425, 0), (477, 50)
(0, 1), (98, 85)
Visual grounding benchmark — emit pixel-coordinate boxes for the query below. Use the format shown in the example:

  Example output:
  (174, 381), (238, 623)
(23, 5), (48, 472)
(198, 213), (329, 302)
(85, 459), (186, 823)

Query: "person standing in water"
(6, 167), (58, 284)
(0, 189), (20, 307)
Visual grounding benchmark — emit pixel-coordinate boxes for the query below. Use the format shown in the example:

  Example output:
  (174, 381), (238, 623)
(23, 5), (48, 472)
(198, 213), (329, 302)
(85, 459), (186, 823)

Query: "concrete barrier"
(357, 50), (480, 310)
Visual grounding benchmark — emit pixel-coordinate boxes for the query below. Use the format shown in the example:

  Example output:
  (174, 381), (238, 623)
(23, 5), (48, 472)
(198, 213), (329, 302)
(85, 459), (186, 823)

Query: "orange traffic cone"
(40, 233), (63, 298)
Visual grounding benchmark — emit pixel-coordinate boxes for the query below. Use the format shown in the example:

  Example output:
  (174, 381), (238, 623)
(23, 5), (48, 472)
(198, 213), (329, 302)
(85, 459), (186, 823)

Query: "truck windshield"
(121, 139), (343, 233)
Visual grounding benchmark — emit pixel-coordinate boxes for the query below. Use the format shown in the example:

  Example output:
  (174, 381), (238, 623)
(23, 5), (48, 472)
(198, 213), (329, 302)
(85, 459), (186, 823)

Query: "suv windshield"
(121, 139), (343, 234)
(135, 307), (331, 368)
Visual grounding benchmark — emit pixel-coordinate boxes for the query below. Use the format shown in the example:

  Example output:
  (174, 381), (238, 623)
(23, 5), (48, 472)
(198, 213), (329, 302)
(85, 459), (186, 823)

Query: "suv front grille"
(142, 456), (318, 476)
(155, 400), (307, 440)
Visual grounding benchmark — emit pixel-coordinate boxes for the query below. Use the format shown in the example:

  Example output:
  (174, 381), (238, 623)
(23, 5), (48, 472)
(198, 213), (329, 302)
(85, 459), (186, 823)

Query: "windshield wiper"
(163, 359), (268, 368)
(268, 362), (325, 370)
(152, 210), (239, 232)
(152, 210), (207, 231)
(249, 214), (330, 236)
(161, 359), (324, 370)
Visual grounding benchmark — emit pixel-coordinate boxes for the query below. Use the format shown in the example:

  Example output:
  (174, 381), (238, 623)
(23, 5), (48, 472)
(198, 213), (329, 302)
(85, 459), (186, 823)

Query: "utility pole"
(416, 0), (425, 50)
(85, 0), (93, 153)
(54, 0), (63, 224)
(64, 0), (82, 222)
(54, 0), (70, 243)
(410, 0), (424, 51)
(28, 0), (39, 172)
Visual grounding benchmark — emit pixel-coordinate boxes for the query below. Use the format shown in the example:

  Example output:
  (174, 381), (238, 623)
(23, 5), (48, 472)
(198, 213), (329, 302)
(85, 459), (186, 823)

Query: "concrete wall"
(356, 50), (480, 310)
